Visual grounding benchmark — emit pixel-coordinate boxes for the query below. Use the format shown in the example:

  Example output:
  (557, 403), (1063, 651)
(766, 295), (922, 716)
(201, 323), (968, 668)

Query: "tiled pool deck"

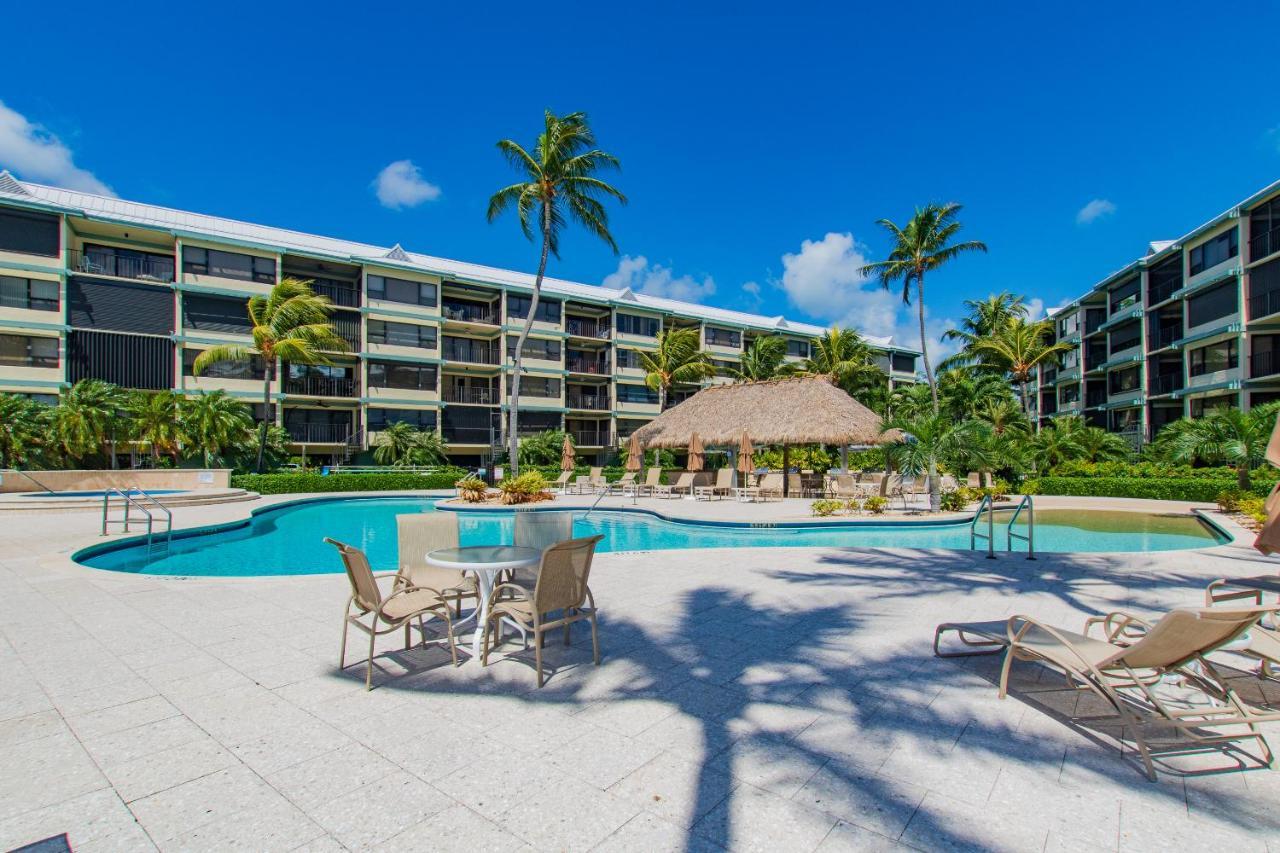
(0, 492), (1277, 851)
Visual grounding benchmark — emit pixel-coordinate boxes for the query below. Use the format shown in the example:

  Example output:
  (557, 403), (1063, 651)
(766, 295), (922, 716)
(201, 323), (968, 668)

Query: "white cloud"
(1076, 198), (1116, 225)
(740, 280), (762, 308)
(777, 231), (959, 369)
(0, 100), (112, 195)
(373, 159), (441, 209)
(602, 255), (716, 302)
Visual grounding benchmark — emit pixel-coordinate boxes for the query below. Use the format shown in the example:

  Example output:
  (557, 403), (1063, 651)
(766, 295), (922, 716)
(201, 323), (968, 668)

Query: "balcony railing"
(441, 302), (497, 324)
(1252, 351), (1280, 378)
(1250, 226), (1280, 262)
(442, 340), (499, 364)
(1149, 326), (1181, 350)
(1190, 358), (1237, 378)
(310, 279), (360, 308)
(69, 248), (174, 283)
(565, 318), (611, 339)
(566, 358), (610, 375)
(1249, 289), (1280, 321)
(443, 427), (498, 445)
(331, 319), (361, 350)
(569, 429), (611, 446)
(1147, 278), (1181, 306)
(284, 375), (358, 397)
(441, 386), (496, 405)
(1085, 389), (1106, 407)
(566, 392), (610, 410)
(1149, 374), (1184, 395)
(286, 423), (351, 443)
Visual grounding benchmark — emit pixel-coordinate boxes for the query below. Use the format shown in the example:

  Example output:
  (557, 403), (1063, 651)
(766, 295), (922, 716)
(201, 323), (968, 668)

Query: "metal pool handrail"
(4, 469), (57, 495)
(100, 488), (172, 551)
(1006, 495), (1035, 560)
(970, 494), (996, 559)
(130, 485), (173, 550)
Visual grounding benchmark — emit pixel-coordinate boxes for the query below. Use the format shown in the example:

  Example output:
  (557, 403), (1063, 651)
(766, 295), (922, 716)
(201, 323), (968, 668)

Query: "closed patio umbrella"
(737, 431), (754, 475)
(687, 432), (705, 472)
(561, 435), (576, 472)
(625, 433), (643, 472)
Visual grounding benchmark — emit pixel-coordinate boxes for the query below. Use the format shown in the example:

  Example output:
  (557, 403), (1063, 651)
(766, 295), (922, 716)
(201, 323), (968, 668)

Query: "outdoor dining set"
(325, 511), (599, 690)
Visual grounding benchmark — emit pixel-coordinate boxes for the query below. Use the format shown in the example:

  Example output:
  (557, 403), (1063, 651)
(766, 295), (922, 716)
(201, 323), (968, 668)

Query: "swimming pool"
(74, 496), (1231, 576)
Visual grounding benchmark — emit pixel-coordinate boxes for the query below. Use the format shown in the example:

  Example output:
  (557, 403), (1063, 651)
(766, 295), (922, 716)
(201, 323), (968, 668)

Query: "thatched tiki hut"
(631, 375), (897, 495)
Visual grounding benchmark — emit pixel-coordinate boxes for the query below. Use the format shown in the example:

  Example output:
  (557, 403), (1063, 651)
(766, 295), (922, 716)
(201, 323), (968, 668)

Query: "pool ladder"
(101, 486), (173, 553)
(969, 494), (1035, 560)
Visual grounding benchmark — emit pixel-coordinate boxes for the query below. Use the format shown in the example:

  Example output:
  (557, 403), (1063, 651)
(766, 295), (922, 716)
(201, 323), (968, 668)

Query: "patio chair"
(633, 467), (662, 496)
(586, 466), (607, 494)
(609, 472), (637, 495)
(550, 471), (574, 493)
(757, 472), (784, 501)
(695, 467), (733, 500)
(829, 474), (856, 499)
(506, 510), (575, 591)
(1205, 575), (1280, 678)
(396, 513), (479, 618)
(481, 534), (605, 687)
(856, 472), (884, 498)
(995, 605), (1280, 780)
(325, 537), (459, 690)
(653, 471), (696, 498)
(570, 475), (591, 495)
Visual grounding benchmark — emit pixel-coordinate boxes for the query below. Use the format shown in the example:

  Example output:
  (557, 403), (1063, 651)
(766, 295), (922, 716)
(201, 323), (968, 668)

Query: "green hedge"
(231, 471), (465, 495)
(1024, 476), (1262, 502)
(1049, 460), (1280, 485)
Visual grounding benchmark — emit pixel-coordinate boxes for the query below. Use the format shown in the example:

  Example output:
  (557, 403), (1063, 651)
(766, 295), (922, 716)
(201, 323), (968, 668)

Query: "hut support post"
(728, 448), (738, 488)
(782, 445), (790, 497)
(840, 446), (848, 474)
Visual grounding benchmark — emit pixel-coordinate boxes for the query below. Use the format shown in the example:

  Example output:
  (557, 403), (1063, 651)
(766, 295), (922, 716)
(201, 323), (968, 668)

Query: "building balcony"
(565, 318), (611, 339)
(442, 427), (497, 445)
(566, 358), (610, 375)
(1147, 278), (1182, 306)
(284, 375), (358, 397)
(441, 302), (498, 325)
(69, 248), (174, 284)
(1148, 326), (1182, 351)
(442, 340), (500, 365)
(1085, 389), (1106, 408)
(310, 279), (360, 308)
(1251, 351), (1280, 379)
(1187, 364), (1242, 389)
(569, 429), (611, 447)
(1249, 289), (1280, 321)
(1250, 226), (1280, 263)
(1149, 374), (1184, 396)
(286, 423), (352, 443)
(1107, 388), (1144, 405)
(566, 392), (610, 411)
(442, 386), (497, 405)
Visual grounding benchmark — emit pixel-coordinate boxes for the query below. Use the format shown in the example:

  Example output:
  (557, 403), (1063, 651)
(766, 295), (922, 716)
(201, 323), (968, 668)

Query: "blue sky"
(3, 1), (1279, 360)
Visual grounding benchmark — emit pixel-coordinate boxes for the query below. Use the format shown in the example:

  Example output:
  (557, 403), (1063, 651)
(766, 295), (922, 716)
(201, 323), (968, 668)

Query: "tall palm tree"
(371, 421), (448, 467)
(1167, 403), (1280, 490)
(487, 110), (626, 473)
(192, 277), (348, 472)
(57, 379), (128, 467)
(881, 412), (980, 512)
(801, 326), (886, 400)
(728, 336), (794, 382)
(939, 291), (1028, 372)
(130, 390), (182, 464)
(937, 369), (1018, 421)
(0, 393), (56, 469)
(179, 391), (254, 467)
(639, 327), (714, 410)
(970, 317), (1073, 416)
(860, 203), (988, 411)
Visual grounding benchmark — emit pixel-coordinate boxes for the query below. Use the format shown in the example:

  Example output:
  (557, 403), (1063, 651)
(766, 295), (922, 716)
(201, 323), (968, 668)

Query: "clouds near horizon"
(602, 255), (717, 302)
(0, 100), (113, 195)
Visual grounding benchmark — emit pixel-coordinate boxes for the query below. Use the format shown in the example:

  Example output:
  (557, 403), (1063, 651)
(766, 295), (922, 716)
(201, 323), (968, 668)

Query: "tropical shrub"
(844, 498), (862, 514)
(456, 476), (489, 502)
(1216, 490), (1244, 513)
(518, 430), (570, 467)
(939, 490), (967, 512)
(497, 471), (551, 504)
(1238, 496), (1267, 525)
(810, 499), (844, 517)
(1032, 476), (1254, 502)
(230, 470), (466, 494)
(864, 496), (888, 514)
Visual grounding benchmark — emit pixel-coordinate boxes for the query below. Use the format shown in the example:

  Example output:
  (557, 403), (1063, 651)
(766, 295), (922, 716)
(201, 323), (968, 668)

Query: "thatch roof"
(633, 375), (899, 449)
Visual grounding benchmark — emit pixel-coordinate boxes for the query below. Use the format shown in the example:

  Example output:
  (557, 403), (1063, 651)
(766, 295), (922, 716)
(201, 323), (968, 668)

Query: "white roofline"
(0, 173), (916, 355)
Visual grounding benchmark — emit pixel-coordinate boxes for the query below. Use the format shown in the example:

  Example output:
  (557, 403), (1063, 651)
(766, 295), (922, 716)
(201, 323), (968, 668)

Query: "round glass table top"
(426, 545), (541, 570)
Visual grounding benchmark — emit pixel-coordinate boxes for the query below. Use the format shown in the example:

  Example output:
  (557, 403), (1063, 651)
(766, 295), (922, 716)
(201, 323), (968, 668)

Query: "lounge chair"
(695, 467), (733, 500)
(636, 467), (663, 496)
(325, 537), (459, 690)
(757, 472), (784, 501)
(1205, 575), (1280, 677)
(653, 471), (696, 498)
(856, 472), (884, 498)
(991, 606), (1280, 780)
(396, 513), (479, 618)
(829, 474), (857, 500)
(609, 472), (638, 495)
(481, 535), (605, 687)
(550, 471), (574, 493)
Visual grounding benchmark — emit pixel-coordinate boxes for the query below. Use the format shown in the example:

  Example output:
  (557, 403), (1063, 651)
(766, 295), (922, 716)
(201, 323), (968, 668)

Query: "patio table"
(427, 545), (542, 659)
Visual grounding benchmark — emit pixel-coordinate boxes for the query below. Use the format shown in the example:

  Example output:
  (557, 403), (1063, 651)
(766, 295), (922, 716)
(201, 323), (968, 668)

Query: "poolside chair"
(550, 471), (574, 493)
(586, 466), (607, 494)
(325, 537), (458, 690)
(829, 474), (857, 500)
(609, 472), (637, 495)
(757, 472), (784, 501)
(653, 471), (696, 498)
(570, 475), (591, 495)
(856, 472), (884, 498)
(396, 513), (479, 618)
(1205, 575), (1280, 678)
(995, 605), (1280, 780)
(481, 534), (605, 687)
(506, 510), (575, 591)
(695, 467), (733, 500)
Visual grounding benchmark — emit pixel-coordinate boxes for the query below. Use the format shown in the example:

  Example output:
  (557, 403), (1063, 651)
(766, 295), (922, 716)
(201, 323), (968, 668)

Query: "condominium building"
(0, 172), (920, 466)
(1038, 178), (1280, 446)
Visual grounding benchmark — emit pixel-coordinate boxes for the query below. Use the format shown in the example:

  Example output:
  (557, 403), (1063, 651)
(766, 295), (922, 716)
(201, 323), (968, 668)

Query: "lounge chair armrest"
(1083, 611), (1152, 643)
(1205, 578), (1265, 606)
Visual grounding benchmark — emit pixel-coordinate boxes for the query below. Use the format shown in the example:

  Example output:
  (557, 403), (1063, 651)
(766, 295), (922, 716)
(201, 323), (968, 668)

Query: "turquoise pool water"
(74, 497), (1231, 577)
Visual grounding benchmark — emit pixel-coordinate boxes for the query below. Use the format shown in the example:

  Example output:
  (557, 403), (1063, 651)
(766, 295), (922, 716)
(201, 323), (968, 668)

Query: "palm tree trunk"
(1238, 465), (1250, 491)
(508, 202), (552, 476)
(917, 272), (938, 413)
(256, 362), (274, 473)
(658, 383), (666, 412)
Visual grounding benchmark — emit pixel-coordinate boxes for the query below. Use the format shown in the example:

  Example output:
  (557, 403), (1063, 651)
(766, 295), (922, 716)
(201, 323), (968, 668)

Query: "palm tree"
(179, 391), (254, 467)
(860, 203), (988, 411)
(192, 277), (348, 472)
(371, 421), (447, 467)
(887, 382), (935, 420)
(939, 291), (1028, 372)
(1167, 403), (1280, 490)
(0, 393), (56, 468)
(881, 412), (981, 511)
(639, 327), (715, 410)
(937, 369), (1019, 421)
(56, 379), (128, 467)
(487, 110), (626, 473)
(801, 327), (885, 399)
(728, 337), (795, 382)
(130, 390), (182, 464)
(1074, 425), (1133, 464)
(970, 317), (1073, 416)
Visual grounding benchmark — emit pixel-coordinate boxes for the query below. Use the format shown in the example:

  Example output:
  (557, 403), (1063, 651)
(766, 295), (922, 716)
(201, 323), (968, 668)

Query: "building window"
(1109, 277), (1140, 312)
(1251, 197), (1280, 261)
(0, 334), (58, 367)
(1190, 395), (1235, 418)
(1108, 365), (1141, 394)
(1058, 384), (1079, 404)
(616, 313), (660, 337)
(368, 275), (438, 307)
(0, 275), (58, 311)
(1186, 279), (1238, 327)
(786, 339), (810, 358)
(182, 294), (252, 333)
(705, 327), (741, 347)
(520, 377), (561, 398)
(615, 347), (643, 369)
(891, 353), (916, 373)
(367, 408), (437, 431)
(1062, 350), (1079, 370)
(367, 319), (437, 349)
(182, 247), (276, 283)
(21, 393), (58, 406)
(506, 294), (561, 323)
(182, 348), (265, 379)
(0, 208), (60, 257)
(1108, 320), (1141, 354)
(1058, 313), (1079, 336)
(1189, 339), (1238, 376)
(711, 358), (738, 376)
(367, 360), (438, 391)
(505, 336), (561, 361)
(616, 383), (659, 404)
(1189, 229), (1239, 276)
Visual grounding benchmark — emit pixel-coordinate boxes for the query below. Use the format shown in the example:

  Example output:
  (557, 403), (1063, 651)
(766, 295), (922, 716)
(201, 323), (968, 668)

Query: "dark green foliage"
(1027, 476), (1268, 502)
(231, 469), (467, 494)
